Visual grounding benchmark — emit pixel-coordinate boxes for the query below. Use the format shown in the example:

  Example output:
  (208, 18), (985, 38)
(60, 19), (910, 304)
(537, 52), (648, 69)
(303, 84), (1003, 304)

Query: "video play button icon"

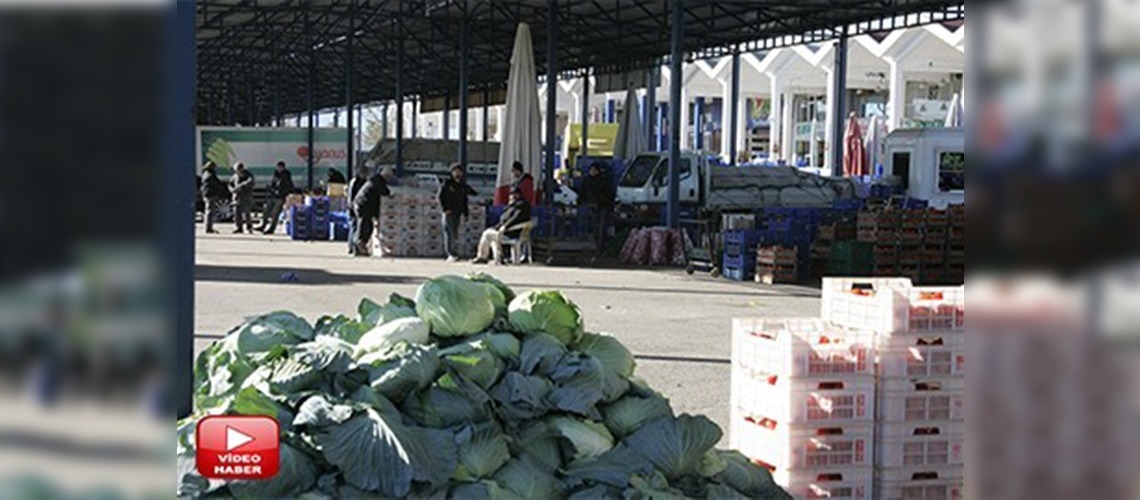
(197, 415), (279, 480)
(225, 426), (255, 451)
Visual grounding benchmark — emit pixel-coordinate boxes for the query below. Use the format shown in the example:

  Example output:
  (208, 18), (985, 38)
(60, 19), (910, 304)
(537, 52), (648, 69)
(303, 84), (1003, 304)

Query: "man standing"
(229, 162), (255, 233)
(472, 188), (531, 264)
(258, 161), (294, 234)
(200, 161), (228, 234)
(351, 168), (391, 256)
(347, 164), (370, 255)
(581, 162), (615, 254)
(438, 164), (477, 262)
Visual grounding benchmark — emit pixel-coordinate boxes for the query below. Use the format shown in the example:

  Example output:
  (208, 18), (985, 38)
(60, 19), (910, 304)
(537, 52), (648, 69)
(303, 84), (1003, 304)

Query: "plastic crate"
(821, 278), (964, 333)
(875, 464), (963, 485)
(878, 379), (965, 423)
(731, 318), (875, 378)
(723, 253), (756, 271)
(730, 409), (874, 470)
(878, 333), (965, 378)
(330, 222), (349, 241)
(778, 465), (873, 500)
(731, 367), (875, 424)
(876, 475), (963, 500)
(876, 421), (964, 468)
(723, 229), (765, 247)
(723, 266), (752, 282)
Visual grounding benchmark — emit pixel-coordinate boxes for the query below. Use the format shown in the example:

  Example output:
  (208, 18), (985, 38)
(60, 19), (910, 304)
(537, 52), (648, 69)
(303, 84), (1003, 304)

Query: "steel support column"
(411, 97), (418, 139)
(482, 87), (490, 142)
(729, 49), (741, 166)
(345, 0), (356, 178)
(667, 0), (683, 228)
(693, 97), (704, 150)
(396, 38), (405, 176)
(829, 28), (849, 177)
(306, 10), (315, 190)
(172, 0), (196, 420)
(458, 2), (470, 167)
(580, 71), (590, 164)
(544, 0), (559, 204)
(443, 92), (451, 140)
(646, 65), (657, 151)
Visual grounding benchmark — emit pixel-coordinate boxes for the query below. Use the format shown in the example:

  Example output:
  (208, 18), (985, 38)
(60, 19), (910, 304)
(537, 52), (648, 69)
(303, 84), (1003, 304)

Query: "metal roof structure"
(196, 0), (965, 125)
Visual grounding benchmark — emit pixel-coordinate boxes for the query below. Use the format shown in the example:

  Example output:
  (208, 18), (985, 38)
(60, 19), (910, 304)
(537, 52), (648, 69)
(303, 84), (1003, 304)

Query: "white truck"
(614, 152), (859, 215)
(880, 128), (964, 209)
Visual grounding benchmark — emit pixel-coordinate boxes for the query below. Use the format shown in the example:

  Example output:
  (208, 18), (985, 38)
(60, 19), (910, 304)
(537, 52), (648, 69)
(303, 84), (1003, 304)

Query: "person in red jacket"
(510, 161), (537, 206)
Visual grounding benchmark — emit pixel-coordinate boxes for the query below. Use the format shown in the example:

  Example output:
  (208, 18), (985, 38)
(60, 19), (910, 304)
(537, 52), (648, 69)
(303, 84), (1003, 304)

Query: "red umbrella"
(843, 112), (868, 177)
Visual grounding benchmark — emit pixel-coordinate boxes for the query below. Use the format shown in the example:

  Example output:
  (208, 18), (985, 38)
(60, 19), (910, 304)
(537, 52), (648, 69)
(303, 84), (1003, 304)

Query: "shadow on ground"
(195, 264), (421, 286)
(512, 282), (818, 298)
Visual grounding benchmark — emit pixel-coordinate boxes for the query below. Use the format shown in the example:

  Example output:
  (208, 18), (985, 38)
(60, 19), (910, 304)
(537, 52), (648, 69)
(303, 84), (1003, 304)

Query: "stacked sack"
(729, 318), (877, 499)
(378, 191), (487, 257)
(618, 228), (687, 267)
(821, 278), (964, 500)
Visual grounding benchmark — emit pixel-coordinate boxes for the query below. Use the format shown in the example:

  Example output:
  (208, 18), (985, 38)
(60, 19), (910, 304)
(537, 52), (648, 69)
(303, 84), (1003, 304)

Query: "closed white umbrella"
(945, 92), (963, 128)
(613, 86), (646, 161)
(495, 23), (543, 205)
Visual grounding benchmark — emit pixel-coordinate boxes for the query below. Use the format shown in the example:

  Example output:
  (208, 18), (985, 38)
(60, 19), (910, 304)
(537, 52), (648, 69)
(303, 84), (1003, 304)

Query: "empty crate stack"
(378, 191), (486, 257)
(821, 278), (965, 500)
(730, 318), (877, 499)
(722, 230), (763, 281)
(856, 207), (964, 285)
(755, 246), (799, 284)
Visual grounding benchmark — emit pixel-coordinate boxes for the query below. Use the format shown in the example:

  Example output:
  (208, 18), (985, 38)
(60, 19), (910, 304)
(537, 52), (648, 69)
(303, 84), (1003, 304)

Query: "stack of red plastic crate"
(729, 318), (877, 499)
(821, 278), (965, 500)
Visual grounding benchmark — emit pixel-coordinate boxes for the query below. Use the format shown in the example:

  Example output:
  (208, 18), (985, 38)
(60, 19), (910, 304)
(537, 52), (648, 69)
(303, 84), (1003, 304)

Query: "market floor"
(194, 228), (823, 443)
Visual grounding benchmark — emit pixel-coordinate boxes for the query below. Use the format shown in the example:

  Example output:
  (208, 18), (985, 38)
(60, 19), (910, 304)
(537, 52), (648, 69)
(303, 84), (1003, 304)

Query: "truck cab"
(882, 128), (964, 208)
(616, 152), (706, 207)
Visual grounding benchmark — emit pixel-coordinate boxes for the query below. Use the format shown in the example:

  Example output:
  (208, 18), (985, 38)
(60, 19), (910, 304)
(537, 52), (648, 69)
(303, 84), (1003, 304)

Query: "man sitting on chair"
(472, 187), (531, 264)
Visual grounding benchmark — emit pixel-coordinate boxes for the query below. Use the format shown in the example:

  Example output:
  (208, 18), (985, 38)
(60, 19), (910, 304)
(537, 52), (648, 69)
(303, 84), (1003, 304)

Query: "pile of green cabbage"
(178, 274), (790, 499)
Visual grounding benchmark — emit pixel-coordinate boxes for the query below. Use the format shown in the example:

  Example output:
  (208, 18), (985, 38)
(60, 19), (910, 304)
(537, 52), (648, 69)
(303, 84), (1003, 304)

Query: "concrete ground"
(195, 228), (823, 442)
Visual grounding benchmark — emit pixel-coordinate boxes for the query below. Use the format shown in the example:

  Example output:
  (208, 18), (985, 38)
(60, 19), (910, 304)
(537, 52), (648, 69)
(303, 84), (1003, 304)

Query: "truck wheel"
(685, 265), (695, 275)
(710, 267), (721, 278)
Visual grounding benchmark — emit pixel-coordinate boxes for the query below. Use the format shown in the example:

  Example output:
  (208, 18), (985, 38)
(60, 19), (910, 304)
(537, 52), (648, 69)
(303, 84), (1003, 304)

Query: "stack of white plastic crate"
(730, 318), (877, 499)
(378, 191), (485, 257)
(821, 278), (965, 500)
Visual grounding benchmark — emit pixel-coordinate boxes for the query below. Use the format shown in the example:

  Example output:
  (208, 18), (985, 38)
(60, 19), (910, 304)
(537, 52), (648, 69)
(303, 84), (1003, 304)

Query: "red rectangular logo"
(196, 415), (279, 480)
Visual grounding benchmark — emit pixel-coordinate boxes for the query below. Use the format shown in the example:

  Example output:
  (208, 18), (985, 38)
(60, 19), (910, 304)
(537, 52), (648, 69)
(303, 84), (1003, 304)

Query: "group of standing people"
(200, 160), (295, 234)
(199, 157), (615, 264)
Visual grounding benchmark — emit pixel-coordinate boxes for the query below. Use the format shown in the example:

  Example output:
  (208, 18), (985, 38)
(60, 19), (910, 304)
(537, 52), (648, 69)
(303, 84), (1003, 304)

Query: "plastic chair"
(501, 219), (536, 264)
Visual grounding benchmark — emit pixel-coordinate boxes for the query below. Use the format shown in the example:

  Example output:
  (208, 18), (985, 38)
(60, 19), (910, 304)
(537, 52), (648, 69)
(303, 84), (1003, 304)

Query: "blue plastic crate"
(723, 266), (752, 282)
(330, 223), (349, 241)
(722, 253), (756, 271)
(832, 198), (865, 211)
(723, 242), (759, 258)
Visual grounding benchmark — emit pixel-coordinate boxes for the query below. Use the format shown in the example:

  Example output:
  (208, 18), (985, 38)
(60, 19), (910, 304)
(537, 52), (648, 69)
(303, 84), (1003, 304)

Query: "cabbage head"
(508, 291), (584, 345)
(415, 276), (504, 337)
(355, 317), (430, 355)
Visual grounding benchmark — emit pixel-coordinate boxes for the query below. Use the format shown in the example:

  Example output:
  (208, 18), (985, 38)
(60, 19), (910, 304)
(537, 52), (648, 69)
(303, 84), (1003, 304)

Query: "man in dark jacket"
(346, 165), (370, 255)
(200, 161), (228, 234)
(581, 162), (614, 254)
(351, 169), (392, 256)
(327, 167), (347, 185)
(472, 188), (531, 264)
(438, 164), (478, 261)
(229, 162), (255, 233)
(258, 161), (294, 235)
